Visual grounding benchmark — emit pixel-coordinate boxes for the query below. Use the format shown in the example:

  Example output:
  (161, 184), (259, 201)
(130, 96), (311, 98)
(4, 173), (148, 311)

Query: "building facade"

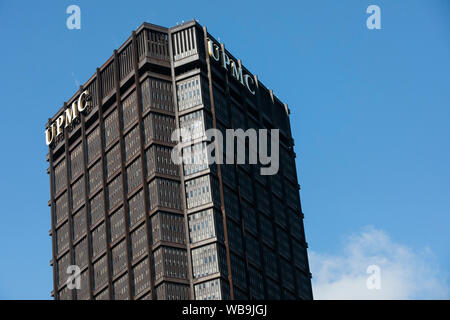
(46, 21), (313, 300)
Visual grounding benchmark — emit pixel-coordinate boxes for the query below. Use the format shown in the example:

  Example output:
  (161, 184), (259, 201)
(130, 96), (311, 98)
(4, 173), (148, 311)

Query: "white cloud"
(309, 226), (449, 299)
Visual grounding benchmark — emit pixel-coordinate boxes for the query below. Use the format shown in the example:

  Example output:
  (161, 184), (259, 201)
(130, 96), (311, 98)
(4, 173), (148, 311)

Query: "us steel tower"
(46, 21), (313, 300)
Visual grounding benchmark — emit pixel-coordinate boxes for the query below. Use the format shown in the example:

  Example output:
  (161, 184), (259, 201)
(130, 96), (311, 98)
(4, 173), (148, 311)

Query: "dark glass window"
(93, 255), (108, 290)
(132, 258), (150, 297)
(71, 176), (85, 210)
(121, 91), (138, 130)
(70, 143), (83, 180)
(74, 237), (88, 268)
(128, 190), (145, 228)
(105, 143), (121, 179)
(109, 207), (125, 243)
(111, 239), (127, 276)
(126, 157), (142, 194)
(89, 191), (104, 226)
(130, 224), (147, 261)
(86, 127), (101, 164)
(124, 125), (140, 163)
(72, 206), (86, 241)
(107, 175), (123, 211)
(54, 159), (67, 194)
(91, 222), (106, 258)
(56, 221), (69, 255)
(113, 273), (129, 300)
(104, 109), (119, 147)
(55, 192), (69, 225)
(88, 160), (102, 195)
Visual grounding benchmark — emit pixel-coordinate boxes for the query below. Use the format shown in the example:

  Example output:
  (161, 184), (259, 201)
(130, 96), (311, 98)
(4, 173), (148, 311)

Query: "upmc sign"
(207, 39), (255, 95)
(45, 90), (91, 145)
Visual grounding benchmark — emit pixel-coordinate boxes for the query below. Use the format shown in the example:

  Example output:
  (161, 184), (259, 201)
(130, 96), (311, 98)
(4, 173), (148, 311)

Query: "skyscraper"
(46, 20), (313, 300)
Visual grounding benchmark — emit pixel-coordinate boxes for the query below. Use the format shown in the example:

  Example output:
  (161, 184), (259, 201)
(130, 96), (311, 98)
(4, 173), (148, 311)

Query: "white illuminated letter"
(56, 115), (65, 136)
(65, 101), (78, 127)
(244, 74), (256, 95)
(208, 40), (220, 61)
(45, 125), (54, 145)
(231, 61), (244, 85)
(222, 51), (230, 70)
(77, 90), (89, 112)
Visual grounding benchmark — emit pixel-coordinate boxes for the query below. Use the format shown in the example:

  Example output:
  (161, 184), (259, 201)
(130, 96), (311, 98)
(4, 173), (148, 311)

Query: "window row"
(230, 253), (247, 290)
(143, 113), (176, 145)
(191, 243), (227, 279)
(152, 246), (188, 281)
(188, 209), (219, 244)
(141, 77), (174, 114)
(194, 278), (226, 300)
(185, 175), (213, 209)
(179, 109), (212, 142)
(146, 145), (179, 178)
(148, 178), (182, 210)
(156, 282), (189, 300)
(177, 76), (205, 111)
(182, 142), (210, 176)
(151, 212), (185, 245)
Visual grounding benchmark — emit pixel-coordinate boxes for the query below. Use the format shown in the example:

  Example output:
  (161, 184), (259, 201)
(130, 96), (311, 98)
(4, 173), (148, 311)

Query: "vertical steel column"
(79, 98), (95, 300)
(219, 59), (251, 298)
(250, 75), (269, 299)
(281, 102), (313, 299)
(275, 102), (300, 298)
(203, 27), (234, 300)
(237, 88), (272, 300)
(167, 27), (195, 299)
(63, 103), (76, 300)
(113, 50), (134, 299)
(94, 73), (114, 299)
(131, 30), (156, 300)
(262, 90), (283, 299)
(47, 120), (59, 300)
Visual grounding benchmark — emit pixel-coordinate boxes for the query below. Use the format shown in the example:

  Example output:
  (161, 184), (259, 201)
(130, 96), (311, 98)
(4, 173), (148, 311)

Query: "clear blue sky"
(0, 0), (448, 299)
